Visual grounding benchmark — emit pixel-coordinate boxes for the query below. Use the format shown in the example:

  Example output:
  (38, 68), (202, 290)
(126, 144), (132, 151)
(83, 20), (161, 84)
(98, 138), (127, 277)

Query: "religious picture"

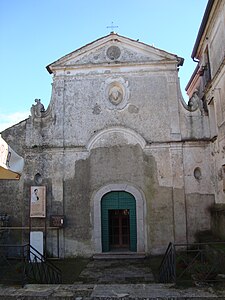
(30, 186), (46, 218)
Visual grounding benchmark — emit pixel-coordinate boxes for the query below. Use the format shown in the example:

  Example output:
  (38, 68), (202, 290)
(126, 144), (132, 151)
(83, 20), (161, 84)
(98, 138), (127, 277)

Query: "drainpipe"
(193, 57), (199, 63)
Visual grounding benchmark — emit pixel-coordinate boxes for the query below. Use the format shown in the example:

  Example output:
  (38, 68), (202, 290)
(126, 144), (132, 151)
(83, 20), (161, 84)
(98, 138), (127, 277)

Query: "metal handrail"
(159, 242), (176, 283)
(0, 244), (62, 286)
(24, 244), (62, 285)
(159, 241), (225, 284)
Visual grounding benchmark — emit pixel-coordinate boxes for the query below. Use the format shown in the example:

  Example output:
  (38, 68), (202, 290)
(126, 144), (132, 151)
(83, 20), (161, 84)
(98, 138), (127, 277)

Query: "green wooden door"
(101, 191), (137, 252)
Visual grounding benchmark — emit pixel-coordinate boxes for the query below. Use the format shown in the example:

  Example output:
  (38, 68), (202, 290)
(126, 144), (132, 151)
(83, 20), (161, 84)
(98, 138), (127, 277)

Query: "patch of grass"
(52, 257), (90, 283)
(211, 243), (225, 252)
(0, 260), (24, 285)
(148, 255), (163, 281)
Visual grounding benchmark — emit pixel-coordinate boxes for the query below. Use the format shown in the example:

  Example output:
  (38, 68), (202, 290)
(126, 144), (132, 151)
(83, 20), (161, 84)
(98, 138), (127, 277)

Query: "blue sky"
(0, 0), (207, 131)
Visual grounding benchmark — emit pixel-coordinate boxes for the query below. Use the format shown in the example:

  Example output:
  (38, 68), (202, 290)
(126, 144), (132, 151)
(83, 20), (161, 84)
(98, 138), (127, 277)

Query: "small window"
(34, 173), (42, 184)
(194, 167), (202, 180)
(203, 47), (211, 87)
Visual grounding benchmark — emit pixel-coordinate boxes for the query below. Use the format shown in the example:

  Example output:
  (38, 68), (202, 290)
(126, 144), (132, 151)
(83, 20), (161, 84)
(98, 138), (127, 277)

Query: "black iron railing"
(159, 242), (176, 283)
(159, 242), (225, 284)
(0, 244), (62, 286)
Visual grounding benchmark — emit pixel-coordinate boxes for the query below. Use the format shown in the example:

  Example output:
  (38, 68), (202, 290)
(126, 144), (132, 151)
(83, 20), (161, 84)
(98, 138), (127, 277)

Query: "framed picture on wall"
(30, 186), (46, 218)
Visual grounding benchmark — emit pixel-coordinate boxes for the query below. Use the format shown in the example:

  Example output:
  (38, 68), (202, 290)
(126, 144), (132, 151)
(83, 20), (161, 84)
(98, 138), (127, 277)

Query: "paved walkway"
(1, 283), (225, 299)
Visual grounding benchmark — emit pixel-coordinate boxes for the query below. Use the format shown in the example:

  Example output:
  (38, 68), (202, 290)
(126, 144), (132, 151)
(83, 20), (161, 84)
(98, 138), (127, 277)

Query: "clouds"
(0, 111), (29, 132)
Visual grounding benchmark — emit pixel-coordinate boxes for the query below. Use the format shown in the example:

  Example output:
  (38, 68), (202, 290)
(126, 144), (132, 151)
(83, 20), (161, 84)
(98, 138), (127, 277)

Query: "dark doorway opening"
(109, 209), (130, 250)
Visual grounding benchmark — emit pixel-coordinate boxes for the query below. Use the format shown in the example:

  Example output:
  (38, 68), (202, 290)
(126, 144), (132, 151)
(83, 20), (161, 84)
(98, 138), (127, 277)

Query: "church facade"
(0, 32), (216, 257)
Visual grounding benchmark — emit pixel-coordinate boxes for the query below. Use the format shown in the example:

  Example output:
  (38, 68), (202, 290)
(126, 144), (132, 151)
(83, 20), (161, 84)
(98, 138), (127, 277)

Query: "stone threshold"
(93, 252), (146, 259)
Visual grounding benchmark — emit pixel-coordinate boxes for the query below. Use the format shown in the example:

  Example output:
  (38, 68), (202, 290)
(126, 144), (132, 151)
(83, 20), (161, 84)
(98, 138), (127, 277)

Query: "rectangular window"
(223, 165), (225, 192)
(203, 47), (211, 87)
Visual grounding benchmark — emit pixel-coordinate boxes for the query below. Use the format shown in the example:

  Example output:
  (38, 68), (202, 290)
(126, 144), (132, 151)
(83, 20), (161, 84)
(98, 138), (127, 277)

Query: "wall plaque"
(30, 186), (46, 218)
(50, 215), (65, 228)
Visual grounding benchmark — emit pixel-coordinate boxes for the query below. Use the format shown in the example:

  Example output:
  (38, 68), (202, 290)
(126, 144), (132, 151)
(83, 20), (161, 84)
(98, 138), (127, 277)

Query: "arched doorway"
(101, 191), (137, 252)
(92, 184), (146, 253)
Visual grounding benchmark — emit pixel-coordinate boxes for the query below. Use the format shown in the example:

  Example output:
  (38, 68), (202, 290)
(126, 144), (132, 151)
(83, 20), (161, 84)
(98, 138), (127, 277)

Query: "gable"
(47, 33), (183, 73)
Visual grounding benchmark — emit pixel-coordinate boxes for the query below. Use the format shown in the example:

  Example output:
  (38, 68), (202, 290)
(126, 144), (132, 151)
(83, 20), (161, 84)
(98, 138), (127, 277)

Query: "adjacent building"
(186, 0), (225, 204)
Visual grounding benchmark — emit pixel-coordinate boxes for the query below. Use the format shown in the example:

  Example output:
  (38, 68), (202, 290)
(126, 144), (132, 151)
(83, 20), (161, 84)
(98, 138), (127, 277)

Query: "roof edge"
(191, 0), (215, 59)
(46, 32), (184, 74)
(185, 64), (199, 91)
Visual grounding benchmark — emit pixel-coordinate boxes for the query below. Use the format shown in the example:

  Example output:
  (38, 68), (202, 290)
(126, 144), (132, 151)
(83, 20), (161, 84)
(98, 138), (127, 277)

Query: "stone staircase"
(78, 257), (154, 284)
(1, 253), (225, 298)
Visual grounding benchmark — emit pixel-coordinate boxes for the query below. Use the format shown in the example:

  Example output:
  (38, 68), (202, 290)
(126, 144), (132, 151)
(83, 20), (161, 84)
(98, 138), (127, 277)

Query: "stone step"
(79, 256), (154, 284)
(93, 252), (146, 259)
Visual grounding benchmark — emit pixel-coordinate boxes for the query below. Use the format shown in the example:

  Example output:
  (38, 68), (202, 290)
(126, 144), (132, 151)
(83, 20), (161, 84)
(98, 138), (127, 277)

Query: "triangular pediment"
(47, 33), (183, 73)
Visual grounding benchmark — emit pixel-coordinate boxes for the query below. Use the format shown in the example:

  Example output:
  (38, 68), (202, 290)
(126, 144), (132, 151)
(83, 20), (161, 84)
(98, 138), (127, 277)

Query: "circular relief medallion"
(103, 77), (129, 110)
(106, 46), (121, 60)
(108, 85), (123, 105)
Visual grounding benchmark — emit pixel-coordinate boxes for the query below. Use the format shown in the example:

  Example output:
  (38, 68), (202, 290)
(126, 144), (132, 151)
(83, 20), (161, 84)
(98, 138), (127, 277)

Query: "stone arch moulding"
(91, 183), (147, 253)
(86, 126), (146, 151)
